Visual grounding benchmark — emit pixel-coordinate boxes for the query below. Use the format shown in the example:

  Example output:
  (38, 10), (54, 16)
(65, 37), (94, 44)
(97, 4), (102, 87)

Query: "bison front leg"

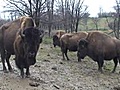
(20, 68), (24, 78)
(0, 48), (7, 72)
(78, 57), (81, 62)
(112, 58), (118, 73)
(6, 53), (13, 72)
(26, 67), (30, 78)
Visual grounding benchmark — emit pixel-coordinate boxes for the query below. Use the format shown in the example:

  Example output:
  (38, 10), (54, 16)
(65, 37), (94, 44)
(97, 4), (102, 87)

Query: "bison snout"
(28, 52), (35, 58)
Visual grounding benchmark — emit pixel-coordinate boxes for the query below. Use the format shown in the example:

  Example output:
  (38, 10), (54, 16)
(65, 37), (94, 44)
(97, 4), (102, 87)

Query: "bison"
(53, 30), (65, 47)
(0, 16), (36, 72)
(77, 31), (120, 73)
(60, 32), (87, 61)
(14, 27), (43, 78)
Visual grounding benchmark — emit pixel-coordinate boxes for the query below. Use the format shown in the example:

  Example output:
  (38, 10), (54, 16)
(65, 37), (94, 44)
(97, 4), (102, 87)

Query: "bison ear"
(79, 39), (88, 48)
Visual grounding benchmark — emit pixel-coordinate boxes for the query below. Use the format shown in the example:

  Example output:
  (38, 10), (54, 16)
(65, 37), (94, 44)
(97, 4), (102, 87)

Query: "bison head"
(53, 35), (60, 47)
(77, 39), (88, 59)
(20, 27), (44, 65)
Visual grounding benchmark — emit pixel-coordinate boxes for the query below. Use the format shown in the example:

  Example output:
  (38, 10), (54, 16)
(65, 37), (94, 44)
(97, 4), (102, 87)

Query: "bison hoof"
(98, 69), (103, 73)
(112, 70), (115, 73)
(3, 70), (8, 73)
(20, 74), (25, 78)
(9, 69), (14, 73)
(26, 71), (30, 78)
(62, 58), (65, 60)
(78, 59), (81, 62)
(26, 73), (30, 78)
(26, 75), (30, 78)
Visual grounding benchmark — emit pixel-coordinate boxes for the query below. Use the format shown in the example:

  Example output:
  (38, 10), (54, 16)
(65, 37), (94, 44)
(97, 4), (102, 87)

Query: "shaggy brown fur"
(77, 31), (120, 73)
(0, 16), (36, 72)
(14, 27), (43, 78)
(60, 32), (88, 61)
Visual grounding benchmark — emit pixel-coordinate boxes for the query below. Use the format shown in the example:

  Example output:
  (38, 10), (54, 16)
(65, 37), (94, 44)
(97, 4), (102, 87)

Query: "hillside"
(78, 17), (114, 31)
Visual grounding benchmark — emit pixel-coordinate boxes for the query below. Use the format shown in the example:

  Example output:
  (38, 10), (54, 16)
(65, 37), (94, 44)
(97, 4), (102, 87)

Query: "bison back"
(87, 31), (117, 60)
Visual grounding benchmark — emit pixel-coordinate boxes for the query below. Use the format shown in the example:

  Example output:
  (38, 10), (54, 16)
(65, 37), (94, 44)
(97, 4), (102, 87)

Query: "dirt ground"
(0, 42), (120, 90)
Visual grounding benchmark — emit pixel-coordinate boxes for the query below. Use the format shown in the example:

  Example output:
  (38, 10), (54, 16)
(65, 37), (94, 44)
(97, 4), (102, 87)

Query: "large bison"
(0, 16), (36, 72)
(77, 31), (120, 73)
(53, 30), (65, 47)
(60, 32), (87, 61)
(14, 27), (43, 78)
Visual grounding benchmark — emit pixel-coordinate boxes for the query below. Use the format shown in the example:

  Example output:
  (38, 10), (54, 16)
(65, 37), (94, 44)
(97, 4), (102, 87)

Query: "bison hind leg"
(65, 52), (69, 60)
(97, 59), (104, 73)
(112, 57), (118, 73)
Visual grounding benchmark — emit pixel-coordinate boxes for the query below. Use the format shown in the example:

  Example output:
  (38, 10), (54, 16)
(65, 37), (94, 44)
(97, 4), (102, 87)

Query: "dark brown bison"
(0, 16), (36, 72)
(60, 32), (88, 61)
(14, 27), (43, 78)
(53, 30), (65, 47)
(77, 31), (120, 73)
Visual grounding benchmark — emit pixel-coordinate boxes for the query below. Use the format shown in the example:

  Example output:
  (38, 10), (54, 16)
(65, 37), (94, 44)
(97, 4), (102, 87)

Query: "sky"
(84, 0), (116, 17)
(0, 0), (117, 18)
(0, 0), (6, 19)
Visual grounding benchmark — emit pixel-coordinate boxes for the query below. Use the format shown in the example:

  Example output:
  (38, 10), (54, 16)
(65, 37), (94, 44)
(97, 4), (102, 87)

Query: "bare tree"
(46, 0), (54, 37)
(3, 0), (88, 36)
(115, 0), (120, 39)
(0, 19), (9, 26)
(56, 0), (88, 33)
(74, 1), (88, 32)
(4, 0), (47, 27)
(92, 17), (99, 30)
(105, 0), (120, 38)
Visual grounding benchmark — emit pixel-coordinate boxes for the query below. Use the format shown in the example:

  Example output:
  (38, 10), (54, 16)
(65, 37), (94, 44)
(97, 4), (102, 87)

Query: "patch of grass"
(68, 52), (77, 57)
(37, 38), (62, 61)
(103, 62), (113, 71)
(53, 47), (61, 54)
(42, 36), (52, 44)
(78, 17), (114, 31)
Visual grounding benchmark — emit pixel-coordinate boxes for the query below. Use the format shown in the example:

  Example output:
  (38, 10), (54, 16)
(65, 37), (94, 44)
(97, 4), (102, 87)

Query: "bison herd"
(53, 30), (120, 74)
(0, 16), (120, 78)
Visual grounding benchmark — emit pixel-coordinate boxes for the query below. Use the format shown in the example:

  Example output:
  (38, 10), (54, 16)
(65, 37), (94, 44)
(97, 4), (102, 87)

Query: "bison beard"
(14, 27), (43, 78)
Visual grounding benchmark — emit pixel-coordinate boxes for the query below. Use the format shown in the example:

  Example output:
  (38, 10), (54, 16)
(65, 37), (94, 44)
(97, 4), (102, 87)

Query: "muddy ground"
(0, 38), (120, 90)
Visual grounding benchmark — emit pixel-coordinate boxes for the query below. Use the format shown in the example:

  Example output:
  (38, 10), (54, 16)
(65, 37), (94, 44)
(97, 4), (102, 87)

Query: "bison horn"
(39, 30), (44, 38)
(39, 33), (44, 38)
(19, 30), (25, 38)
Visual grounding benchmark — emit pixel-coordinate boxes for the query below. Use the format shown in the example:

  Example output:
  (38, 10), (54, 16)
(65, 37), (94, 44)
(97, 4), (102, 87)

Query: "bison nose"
(53, 44), (56, 47)
(29, 52), (35, 57)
